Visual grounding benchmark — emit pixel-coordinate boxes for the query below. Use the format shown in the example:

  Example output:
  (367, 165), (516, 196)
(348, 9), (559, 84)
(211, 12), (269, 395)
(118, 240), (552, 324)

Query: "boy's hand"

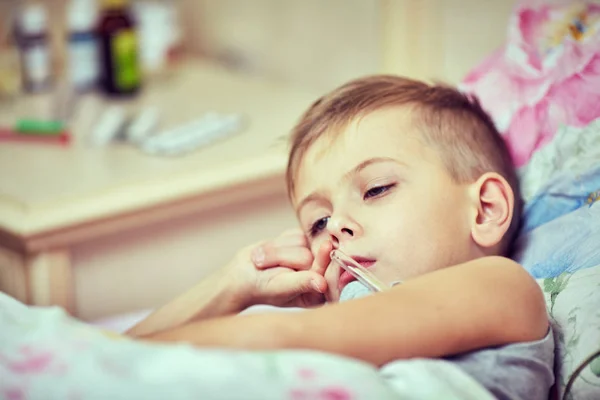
(225, 229), (331, 309)
(127, 230), (331, 337)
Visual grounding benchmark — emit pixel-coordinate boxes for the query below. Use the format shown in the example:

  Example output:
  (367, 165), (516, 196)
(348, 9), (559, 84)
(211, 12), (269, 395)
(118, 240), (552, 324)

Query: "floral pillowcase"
(459, 0), (600, 168)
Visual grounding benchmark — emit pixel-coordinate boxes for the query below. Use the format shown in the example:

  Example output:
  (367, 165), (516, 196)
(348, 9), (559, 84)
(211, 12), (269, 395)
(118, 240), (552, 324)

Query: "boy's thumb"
(281, 271), (326, 295)
(307, 274), (327, 294)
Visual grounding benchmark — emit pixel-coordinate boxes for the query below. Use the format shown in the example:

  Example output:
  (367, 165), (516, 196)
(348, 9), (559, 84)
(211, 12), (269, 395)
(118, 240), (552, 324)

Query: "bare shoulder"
(458, 256), (542, 296)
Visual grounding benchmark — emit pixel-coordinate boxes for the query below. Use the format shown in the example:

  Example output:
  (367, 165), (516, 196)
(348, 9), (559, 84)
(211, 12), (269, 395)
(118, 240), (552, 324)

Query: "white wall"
(381, 0), (516, 83)
(180, 0), (382, 92)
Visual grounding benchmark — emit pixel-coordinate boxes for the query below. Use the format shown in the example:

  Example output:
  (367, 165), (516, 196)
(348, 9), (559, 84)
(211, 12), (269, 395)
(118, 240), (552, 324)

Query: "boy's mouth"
(338, 256), (377, 291)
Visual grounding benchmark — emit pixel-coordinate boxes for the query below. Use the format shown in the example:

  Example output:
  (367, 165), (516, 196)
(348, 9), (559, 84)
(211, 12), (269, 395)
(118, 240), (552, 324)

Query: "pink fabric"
(460, 0), (600, 166)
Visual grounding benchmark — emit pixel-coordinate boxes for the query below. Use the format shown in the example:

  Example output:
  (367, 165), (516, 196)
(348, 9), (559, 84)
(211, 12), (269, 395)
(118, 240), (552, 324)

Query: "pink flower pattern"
(460, 0), (600, 167)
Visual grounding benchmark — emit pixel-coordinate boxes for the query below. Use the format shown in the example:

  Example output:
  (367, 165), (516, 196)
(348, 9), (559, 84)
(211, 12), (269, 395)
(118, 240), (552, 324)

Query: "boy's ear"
(469, 172), (514, 249)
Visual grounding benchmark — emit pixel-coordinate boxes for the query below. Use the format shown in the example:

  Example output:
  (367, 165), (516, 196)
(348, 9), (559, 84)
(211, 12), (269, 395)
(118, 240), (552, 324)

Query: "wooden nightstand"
(0, 59), (318, 317)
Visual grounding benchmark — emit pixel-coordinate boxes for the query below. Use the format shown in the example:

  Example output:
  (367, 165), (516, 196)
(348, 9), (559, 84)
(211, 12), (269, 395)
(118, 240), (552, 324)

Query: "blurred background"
(0, 0), (517, 94)
(0, 0), (515, 325)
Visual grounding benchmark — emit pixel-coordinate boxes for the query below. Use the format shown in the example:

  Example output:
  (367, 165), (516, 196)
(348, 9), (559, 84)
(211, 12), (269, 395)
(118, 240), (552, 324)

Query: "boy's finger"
(288, 291), (326, 308)
(252, 245), (314, 270)
(311, 241), (333, 277)
(298, 292), (326, 308)
(267, 271), (327, 297)
(272, 230), (309, 248)
(278, 228), (306, 239)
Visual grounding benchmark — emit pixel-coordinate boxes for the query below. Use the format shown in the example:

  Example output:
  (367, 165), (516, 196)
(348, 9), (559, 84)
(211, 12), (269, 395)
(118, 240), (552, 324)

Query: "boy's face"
(293, 107), (479, 302)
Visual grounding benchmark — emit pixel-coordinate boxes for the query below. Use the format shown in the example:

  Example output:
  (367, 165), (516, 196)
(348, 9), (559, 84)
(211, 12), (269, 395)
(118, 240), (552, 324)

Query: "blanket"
(0, 294), (493, 400)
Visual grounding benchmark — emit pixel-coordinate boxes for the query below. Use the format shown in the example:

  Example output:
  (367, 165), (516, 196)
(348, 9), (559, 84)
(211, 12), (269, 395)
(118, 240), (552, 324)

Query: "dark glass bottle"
(97, 0), (141, 96)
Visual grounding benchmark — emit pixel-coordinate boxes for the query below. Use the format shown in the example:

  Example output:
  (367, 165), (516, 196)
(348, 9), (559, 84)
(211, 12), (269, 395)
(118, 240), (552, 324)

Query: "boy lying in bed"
(127, 76), (554, 399)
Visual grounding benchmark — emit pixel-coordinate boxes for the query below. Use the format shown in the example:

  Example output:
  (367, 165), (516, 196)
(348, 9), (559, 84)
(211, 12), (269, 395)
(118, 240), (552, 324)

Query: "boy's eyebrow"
(342, 156), (406, 181)
(296, 192), (323, 216)
(296, 157), (406, 214)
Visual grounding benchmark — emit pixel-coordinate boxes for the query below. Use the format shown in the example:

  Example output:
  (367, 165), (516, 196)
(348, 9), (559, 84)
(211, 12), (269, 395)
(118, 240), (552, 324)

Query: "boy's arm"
(126, 269), (244, 337)
(143, 256), (549, 367)
(127, 231), (328, 337)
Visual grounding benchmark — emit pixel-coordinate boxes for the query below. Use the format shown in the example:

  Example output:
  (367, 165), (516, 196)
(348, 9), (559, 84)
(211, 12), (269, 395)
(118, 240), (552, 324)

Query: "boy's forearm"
(126, 270), (248, 337)
(143, 257), (548, 366)
(288, 256), (548, 365)
(143, 312), (295, 350)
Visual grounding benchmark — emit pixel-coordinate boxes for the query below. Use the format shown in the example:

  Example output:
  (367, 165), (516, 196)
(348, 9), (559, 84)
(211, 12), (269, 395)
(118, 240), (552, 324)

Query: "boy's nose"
(327, 215), (361, 245)
(329, 228), (353, 247)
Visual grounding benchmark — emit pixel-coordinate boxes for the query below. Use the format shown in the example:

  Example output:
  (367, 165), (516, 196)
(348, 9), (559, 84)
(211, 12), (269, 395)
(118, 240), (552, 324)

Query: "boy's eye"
(364, 184), (395, 200)
(309, 216), (330, 237)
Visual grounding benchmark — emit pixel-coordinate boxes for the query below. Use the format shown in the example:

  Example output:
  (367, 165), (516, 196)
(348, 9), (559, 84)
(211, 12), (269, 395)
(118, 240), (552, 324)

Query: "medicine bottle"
(15, 3), (52, 93)
(67, 0), (100, 91)
(97, 0), (141, 96)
